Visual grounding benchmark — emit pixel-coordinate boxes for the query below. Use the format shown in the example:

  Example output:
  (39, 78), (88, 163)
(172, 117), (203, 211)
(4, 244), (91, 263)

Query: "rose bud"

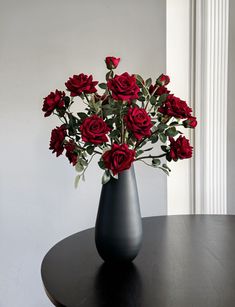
(157, 74), (170, 86)
(183, 116), (197, 128)
(105, 56), (120, 70)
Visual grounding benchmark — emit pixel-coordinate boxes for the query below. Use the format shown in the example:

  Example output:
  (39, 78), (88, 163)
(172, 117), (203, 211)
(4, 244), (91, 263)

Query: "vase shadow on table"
(94, 262), (142, 307)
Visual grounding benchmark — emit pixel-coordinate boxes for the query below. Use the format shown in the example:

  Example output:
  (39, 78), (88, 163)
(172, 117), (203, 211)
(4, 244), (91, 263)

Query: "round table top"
(41, 215), (235, 307)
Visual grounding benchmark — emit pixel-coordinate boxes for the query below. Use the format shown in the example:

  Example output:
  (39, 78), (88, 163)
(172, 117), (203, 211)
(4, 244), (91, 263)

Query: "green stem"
(145, 84), (159, 111)
(84, 93), (90, 104)
(135, 153), (167, 161)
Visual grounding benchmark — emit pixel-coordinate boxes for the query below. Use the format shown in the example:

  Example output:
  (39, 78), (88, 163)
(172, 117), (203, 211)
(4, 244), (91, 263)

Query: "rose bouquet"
(42, 56), (197, 186)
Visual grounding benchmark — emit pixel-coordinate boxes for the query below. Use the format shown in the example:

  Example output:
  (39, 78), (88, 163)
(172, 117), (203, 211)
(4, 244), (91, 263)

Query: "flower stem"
(135, 153), (166, 161)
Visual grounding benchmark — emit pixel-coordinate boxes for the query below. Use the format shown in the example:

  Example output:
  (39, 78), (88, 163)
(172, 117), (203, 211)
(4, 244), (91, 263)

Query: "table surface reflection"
(41, 215), (235, 307)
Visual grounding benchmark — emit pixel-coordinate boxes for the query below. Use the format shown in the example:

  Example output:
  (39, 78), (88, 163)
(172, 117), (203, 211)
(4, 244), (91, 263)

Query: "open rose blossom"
(168, 136), (193, 161)
(105, 56), (120, 69)
(65, 140), (78, 166)
(102, 143), (136, 176)
(65, 73), (98, 97)
(124, 106), (153, 140)
(107, 72), (140, 102)
(49, 125), (67, 157)
(158, 94), (192, 119)
(43, 56), (197, 184)
(42, 90), (65, 117)
(80, 115), (111, 145)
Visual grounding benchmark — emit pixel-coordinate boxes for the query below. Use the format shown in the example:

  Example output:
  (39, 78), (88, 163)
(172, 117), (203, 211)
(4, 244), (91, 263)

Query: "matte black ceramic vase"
(95, 166), (143, 262)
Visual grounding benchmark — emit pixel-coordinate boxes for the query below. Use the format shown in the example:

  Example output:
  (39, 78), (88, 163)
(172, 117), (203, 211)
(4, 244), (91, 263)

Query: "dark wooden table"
(41, 215), (235, 307)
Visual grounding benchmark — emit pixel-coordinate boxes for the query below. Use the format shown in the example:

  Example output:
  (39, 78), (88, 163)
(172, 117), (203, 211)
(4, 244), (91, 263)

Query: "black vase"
(95, 166), (143, 262)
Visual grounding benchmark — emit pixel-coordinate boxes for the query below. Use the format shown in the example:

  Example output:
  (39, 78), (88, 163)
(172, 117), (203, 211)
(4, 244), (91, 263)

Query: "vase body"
(95, 166), (143, 262)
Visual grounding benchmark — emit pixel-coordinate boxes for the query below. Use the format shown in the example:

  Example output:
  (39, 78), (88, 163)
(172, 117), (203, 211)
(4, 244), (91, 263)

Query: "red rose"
(158, 94), (192, 119)
(107, 72), (140, 102)
(149, 84), (170, 96)
(65, 140), (78, 166)
(158, 74), (170, 86)
(183, 116), (197, 128)
(80, 115), (111, 145)
(105, 56), (120, 69)
(65, 74), (98, 97)
(42, 90), (65, 117)
(102, 143), (136, 175)
(49, 125), (67, 157)
(124, 106), (153, 140)
(168, 136), (193, 161)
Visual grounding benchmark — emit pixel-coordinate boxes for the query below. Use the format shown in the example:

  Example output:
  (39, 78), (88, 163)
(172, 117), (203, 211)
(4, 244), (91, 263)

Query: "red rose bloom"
(107, 72), (140, 102)
(102, 143), (136, 175)
(65, 73), (98, 97)
(49, 125), (67, 157)
(183, 116), (197, 128)
(80, 115), (111, 145)
(65, 140), (78, 166)
(158, 74), (170, 86)
(105, 56), (120, 69)
(168, 136), (193, 161)
(149, 84), (170, 96)
(42, 90), (65, 117)
(124, 106), (153, 140)
(158, 94), (192, 118)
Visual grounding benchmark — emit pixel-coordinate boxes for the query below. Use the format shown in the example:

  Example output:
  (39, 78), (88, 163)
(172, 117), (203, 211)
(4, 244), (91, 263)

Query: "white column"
(166, 0), (194, 214)
(194, 0), (229, 214)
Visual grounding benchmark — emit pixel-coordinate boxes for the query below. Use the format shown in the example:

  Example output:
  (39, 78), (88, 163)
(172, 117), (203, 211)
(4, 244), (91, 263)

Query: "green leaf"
(77, 112), (88, 121)
(135, 74), (144, 84)
(63, 96), (70, 108)
(150, 96), (157, 105)
(138, 139), (148, 148)
(170, 121), (179, 126)
(159, 133), (167, 143)
(136, 150), (144, 157)
(150, 134), (159, 144)
(98, 83), (107, 89)
(159, 167), (170, 175)
(157, 123), (168, 132)
(158, 93), (168, 104)
(165, 127), (178, 137)
(152, 158), (161, 167)
(109, 130), (120, 138)
(75, 162), (84, 173)
(142, 86), (149, 97)
(75, 136), (81, 143)
(102, 171), (111, 184)
(98, 160), (105, 170)
(80, 159), (88, 166)
(74, 174), (81, 188)
(143, 147), (153, 152)
(145, 78), (152, 88)
(162, 163), (171, 171)
(110, 171), (118, 179)
(166, 154), (172, 162)
(161, 145), (169, 152)
(137, 95), (145, 102)
(86, 145), (95, 155)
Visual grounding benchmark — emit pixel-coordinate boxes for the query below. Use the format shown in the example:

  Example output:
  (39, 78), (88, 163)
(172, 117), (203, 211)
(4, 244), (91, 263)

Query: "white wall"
(0, 0), (166, 306)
